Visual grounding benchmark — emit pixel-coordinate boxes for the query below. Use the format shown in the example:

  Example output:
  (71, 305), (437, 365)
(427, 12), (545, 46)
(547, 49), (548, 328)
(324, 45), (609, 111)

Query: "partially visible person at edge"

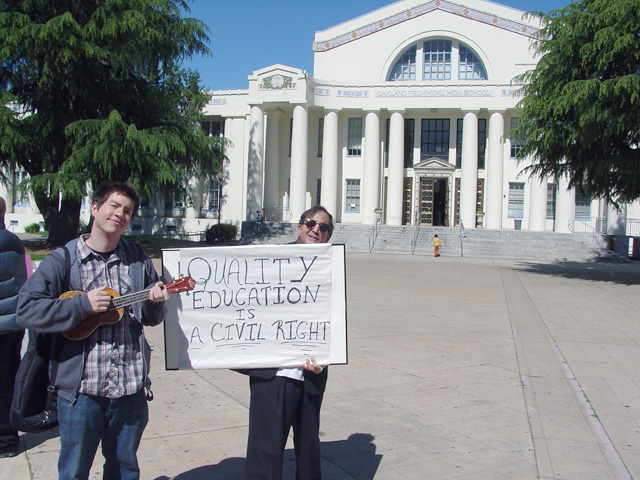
(242, 205), (334, 480)
(17, 182), (169, 480)
(0, 196), (27, 459)
(433, 233), (440, 257)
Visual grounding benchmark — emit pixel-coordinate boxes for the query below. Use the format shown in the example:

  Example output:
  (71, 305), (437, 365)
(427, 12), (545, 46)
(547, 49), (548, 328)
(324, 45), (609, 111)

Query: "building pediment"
(413, 157), (456, 174)
(314, 0), (539, 52)
(252, 64), (305, 90)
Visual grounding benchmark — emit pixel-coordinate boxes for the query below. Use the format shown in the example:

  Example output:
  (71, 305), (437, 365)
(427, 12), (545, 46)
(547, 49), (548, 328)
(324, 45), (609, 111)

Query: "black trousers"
(0, 330), (24, 451)
(245, 375), (323, 480)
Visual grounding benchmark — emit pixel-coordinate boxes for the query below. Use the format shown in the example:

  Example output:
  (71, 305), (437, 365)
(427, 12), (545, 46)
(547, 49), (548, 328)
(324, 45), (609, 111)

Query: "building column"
(289, 104), (308, 222)
(485, 111), (504, 229)
(386, 111), (404, 226)
(246, 105), (264, 220)
(607, 203), (628, 256)
(320, 110), (339, 217)
(264, 109), (281, 216)
(555, 174), (575, 233)
(460, 110), (478, 228)
(362, 111), (381, 225)
(529, 176), (548, 231)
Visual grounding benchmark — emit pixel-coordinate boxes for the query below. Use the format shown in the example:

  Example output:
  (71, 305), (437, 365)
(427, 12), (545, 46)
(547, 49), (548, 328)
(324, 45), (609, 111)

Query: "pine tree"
(0, 0), (224, 245)
(514, 0), (640, 206)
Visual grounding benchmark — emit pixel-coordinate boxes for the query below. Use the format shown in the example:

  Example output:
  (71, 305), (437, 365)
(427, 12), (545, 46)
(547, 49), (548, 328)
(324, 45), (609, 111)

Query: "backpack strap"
(44, 245), (70, 416)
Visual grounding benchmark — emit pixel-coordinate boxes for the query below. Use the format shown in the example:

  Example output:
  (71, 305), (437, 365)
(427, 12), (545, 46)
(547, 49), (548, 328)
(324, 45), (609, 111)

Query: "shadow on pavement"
(19, 426), (60, 451)
(512, 259), (640, 285)
(153, 433), (381, 480)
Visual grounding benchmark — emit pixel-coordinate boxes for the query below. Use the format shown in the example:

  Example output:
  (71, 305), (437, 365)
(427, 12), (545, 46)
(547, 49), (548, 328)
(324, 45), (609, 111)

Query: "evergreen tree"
(0, 0), (224, 245)
(514, 0), (640, 206)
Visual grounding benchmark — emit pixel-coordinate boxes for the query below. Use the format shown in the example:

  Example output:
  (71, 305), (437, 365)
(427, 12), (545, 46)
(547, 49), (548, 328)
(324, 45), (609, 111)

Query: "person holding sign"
(243, 206), (333, 480)
(17, 182), (169, 480)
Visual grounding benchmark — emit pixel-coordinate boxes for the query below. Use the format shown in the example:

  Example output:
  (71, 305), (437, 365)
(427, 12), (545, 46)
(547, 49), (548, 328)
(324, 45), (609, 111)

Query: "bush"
(205, 223), (237, 244)
(24, 223), (41, 234)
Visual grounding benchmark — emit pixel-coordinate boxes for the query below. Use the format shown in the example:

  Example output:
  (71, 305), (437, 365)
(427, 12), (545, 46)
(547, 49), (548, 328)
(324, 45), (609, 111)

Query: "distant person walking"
(433, 234), (440, 257)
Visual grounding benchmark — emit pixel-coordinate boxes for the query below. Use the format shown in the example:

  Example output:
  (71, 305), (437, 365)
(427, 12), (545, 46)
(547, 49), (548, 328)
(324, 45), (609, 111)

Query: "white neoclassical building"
(3, 0), (639, 244)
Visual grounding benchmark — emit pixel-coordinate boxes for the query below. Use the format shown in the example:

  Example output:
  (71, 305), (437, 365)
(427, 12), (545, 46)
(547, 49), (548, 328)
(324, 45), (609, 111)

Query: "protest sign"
(162, 243), (347, 370)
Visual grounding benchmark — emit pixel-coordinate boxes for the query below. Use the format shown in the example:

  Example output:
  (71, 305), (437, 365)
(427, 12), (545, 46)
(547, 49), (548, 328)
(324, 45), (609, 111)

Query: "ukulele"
(61, 276), (195, 340)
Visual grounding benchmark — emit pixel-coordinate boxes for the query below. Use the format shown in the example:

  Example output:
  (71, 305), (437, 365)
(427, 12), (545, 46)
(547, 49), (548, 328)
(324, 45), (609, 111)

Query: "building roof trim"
(313, 0), (539, 53)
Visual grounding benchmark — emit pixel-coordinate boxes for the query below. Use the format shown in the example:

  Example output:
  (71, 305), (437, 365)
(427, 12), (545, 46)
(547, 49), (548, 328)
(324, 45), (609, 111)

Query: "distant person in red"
(433, 234), (440, 257)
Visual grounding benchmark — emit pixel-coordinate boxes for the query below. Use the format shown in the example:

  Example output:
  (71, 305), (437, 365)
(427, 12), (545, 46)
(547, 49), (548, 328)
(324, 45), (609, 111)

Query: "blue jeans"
(57, 389), (148, 480)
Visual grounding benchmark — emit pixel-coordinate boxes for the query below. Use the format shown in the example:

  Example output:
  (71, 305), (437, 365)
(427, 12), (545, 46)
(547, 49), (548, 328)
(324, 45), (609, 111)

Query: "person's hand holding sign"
(302, 357), (323, 374)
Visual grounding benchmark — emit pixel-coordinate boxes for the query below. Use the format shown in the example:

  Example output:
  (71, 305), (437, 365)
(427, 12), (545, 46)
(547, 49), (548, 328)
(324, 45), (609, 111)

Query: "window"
(389, 45), (416, 81)
(458, 119), (487, 168)
(421, 119), (450, 161)
(385, 118), (415, 168)
(316, 179), (322, 206)
(424, 40), (451, 80)
(546, 183), (557, 219)
(404, 119), (415, 168)
(317, 118), (324, 158)
(510, 117), (525, 158)
(202, 120), (223, 137)
(456, 119), (463, 168)
(389, 40), (487, 83)
(575, 186), (591, 218)
(208, 176), (220, 211)
(347, 118), (363, 156)
(165, 191), (184, 210)
(345, 179), (360, 212)
(288, 118), (293, 157)
(508, 183), (525, 218)
(458, 45), (487, 80)
(12, 170), (27, 207)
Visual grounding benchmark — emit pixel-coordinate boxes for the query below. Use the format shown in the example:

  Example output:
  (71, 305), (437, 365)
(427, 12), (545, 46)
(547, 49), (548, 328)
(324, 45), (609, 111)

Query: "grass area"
(23, 235), (204, 260)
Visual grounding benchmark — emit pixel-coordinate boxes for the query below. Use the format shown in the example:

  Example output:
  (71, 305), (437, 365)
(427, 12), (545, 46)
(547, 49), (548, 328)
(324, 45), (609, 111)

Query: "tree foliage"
(514, 0), (640, 206)
(0, 0), (225, 245)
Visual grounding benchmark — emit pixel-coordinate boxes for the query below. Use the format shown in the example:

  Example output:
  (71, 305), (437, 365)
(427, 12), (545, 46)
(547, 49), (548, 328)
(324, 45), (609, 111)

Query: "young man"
(244, 205), (333, 480)
(0, 196), (27, 458)
(17, 182), (168, 479)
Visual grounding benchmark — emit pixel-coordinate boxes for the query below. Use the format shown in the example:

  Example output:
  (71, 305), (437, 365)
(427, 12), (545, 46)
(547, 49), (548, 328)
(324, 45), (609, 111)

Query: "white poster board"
(162, 244), (347, 370)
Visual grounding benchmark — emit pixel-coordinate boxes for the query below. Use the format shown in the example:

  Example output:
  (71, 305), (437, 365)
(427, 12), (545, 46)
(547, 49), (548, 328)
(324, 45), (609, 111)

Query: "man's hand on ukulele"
(87, 286), (113, 313)
(148, 282), (169, 303)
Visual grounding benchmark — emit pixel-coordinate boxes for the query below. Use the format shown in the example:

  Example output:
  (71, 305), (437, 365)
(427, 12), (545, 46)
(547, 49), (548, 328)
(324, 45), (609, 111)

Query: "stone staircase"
(240, 221), (620, 261)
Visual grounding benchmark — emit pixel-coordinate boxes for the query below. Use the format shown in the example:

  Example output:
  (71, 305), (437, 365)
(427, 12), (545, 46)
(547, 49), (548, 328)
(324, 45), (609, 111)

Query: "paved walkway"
(4, 253), (640, 479)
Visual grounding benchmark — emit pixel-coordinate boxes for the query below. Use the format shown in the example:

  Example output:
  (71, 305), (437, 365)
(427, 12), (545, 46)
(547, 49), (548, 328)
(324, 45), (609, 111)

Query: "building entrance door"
(418, 177), (448, 226)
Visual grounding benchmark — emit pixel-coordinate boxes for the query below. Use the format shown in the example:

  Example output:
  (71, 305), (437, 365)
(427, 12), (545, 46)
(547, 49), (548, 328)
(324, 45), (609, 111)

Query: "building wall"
(3, 0), (639, 238)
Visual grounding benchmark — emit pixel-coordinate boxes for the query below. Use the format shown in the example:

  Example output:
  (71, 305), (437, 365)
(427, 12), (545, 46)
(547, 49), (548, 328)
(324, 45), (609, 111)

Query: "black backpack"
(9, 331), (60, 432)
(10, 246), (69, 433)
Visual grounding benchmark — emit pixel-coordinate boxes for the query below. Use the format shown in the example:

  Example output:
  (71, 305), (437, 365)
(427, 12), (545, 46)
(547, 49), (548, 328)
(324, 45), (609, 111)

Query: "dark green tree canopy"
(514, 0), (640, 206)
(0, 0), (225, 244)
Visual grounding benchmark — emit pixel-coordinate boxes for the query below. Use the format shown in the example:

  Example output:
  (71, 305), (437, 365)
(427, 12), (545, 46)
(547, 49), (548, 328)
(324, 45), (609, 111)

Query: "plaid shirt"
(77, 235), (145, 398)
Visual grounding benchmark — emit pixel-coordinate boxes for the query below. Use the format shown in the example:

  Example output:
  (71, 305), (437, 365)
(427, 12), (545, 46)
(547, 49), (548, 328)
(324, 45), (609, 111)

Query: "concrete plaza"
(4, 252), (640, 479)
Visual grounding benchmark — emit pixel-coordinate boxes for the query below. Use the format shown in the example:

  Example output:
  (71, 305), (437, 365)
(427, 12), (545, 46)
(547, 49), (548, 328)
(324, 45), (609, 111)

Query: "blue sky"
(181, 0), (572, 91)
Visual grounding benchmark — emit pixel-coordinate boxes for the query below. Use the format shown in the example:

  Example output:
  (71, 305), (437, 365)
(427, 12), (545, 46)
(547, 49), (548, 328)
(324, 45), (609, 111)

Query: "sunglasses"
(302, 219), (331, 232)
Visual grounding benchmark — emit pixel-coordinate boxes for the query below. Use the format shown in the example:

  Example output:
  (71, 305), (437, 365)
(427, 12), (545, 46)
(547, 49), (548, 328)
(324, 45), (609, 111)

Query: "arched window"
(424, 40), (452, 80)
(388, 46), (416, 81)
(388, 39), (487, 82)
(458, 45), (487, 80)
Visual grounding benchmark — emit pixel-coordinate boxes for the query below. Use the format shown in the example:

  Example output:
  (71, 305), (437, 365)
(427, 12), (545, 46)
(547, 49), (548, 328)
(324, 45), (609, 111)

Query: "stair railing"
(411, 222), (420, 255)
(369, 214), (382, 253)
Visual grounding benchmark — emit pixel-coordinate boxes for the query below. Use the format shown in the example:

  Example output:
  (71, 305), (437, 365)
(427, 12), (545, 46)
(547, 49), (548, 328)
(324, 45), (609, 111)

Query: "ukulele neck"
(109, 289), (150, 310)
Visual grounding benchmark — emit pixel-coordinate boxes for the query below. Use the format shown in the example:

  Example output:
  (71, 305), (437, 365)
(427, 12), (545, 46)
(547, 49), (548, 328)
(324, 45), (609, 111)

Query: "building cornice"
(313, 0), (539, 52)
